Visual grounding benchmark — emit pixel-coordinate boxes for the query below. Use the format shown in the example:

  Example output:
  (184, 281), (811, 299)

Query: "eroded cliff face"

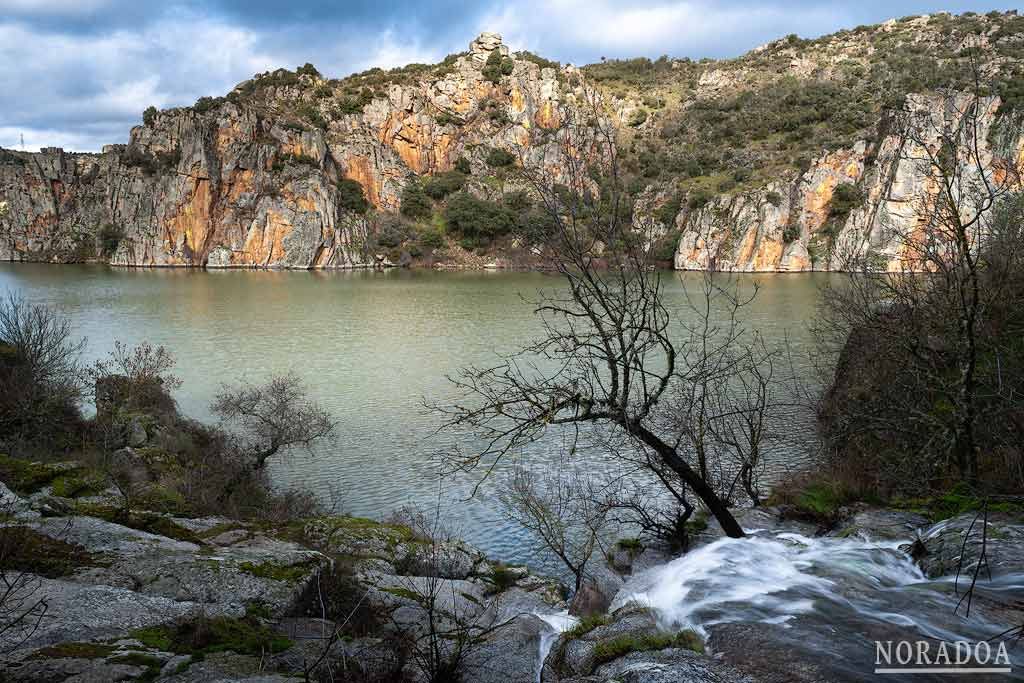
(3, 16), (1024, 272)
(0, 33), (578, 268)
(672, 94), (1024, 272)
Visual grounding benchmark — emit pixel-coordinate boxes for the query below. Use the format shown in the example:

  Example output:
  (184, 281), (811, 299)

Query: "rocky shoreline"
(2, 458), (1021, 682)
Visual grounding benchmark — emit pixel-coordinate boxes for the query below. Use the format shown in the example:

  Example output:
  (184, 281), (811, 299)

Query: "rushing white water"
(611, 527), (1024, 663)
(535, 611), (578, 683)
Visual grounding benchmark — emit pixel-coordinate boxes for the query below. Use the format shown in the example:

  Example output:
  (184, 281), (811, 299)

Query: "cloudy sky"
(0, 0), (1002, 152)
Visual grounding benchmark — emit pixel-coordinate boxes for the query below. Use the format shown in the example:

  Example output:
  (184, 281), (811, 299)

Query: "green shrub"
(423, 171), (466, 199)
(485, 147), (515, 168)
(454, 157), (472, 174)
(296, 62), (320, 78)
(486, 562), (519, 593)
(615, 537), (644, 551)
(519, 51), (559, 70)
(482, 50), (504, 84)
(765, 191), (783, 207)
(336, 178), (368, 214)
(655, 195), (681, 226)
(295, 103), (327, 130)
(400, 182), (433, 220)
(500, 57), (515, 75)
(373, 215), (412, 250)
(628, 109), (648, 127)
(782, 222), (801, 243)
(417, 226), (445, 249)
(444, 192), (516, 246)
(434, 111), (463, 126)
(830, 182), (863, 217)
(687, 188), (713, 209)
(192, 96), (225, 114)
(143, 106), (158, 126)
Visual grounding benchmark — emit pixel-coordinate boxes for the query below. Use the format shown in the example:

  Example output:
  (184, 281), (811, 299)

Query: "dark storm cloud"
(0, 0), (1002, 151)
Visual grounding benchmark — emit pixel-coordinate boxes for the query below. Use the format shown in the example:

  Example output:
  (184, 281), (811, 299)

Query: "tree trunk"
(630, 422), (746, 538)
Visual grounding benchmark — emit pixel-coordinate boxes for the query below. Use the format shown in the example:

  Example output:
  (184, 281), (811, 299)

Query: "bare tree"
(212, 373), (336, 502)
(0, 291), (85, 449)
(500, 462), (609, 593)
(435, 92), (790, 539)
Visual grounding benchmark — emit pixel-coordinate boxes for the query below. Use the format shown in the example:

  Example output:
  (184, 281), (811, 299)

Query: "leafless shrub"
(212, 373), (336, 503)
(0, 291), (85, 452)
(500, 462), (609, 592)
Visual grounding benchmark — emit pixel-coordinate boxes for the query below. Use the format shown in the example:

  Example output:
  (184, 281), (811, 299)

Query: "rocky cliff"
(0, 32), (577, 269)
(2, 12), (1024, 271)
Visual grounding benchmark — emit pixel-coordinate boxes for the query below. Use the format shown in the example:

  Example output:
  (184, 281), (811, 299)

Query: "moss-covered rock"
(1, 525), (95, 577)
(0, 454), (73, 495)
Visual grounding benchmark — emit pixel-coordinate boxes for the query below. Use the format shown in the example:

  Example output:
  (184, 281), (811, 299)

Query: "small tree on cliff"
(436, 92), (785, 540)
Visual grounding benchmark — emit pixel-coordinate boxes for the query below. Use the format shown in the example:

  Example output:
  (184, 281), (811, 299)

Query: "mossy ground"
(485, 561), (518, 594)
(0, 454), (69, 495)
(237, 558), (319, 583)
(2, 526), (95, 577)
(565, 614), (612, 639)
(890, 483), (1024, 522)
(75, 504), (202, 543)
(131, 616), (292, 657)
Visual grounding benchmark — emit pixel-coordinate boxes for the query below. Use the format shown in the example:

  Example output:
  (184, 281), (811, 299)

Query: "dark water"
(0, 264), (832, 569)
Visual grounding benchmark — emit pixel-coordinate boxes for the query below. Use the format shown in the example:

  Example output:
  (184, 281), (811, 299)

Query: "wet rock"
(28, 493), (74, 517)
(570, 580), (612, 618)
(462, 614), (548, 683)
(0, 481), (39, 519)
(11, 513), (326, 652)
(909, 513), (1024, 578)
(1, 657), (146, 683)
(16, 578), (218, 649)
(153, 651), (291, 682)
(708, 621), (850, 682)
(207, 528), (251, 546)
(589, 647), (753, 683)
(830, 507), (929, 541)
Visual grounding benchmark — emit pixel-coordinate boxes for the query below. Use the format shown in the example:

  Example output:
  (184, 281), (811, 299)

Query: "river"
(0, 263), (832, 569)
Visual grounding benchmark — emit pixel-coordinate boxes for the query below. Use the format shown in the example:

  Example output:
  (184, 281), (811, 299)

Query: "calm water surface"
(0, 264), (833, 570)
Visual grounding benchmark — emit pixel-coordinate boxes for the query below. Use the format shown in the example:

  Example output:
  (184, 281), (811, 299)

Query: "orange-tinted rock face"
(165, 177), (213, 263)
(674, 95), (1022, 272)
(0, 34), (582, 268)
